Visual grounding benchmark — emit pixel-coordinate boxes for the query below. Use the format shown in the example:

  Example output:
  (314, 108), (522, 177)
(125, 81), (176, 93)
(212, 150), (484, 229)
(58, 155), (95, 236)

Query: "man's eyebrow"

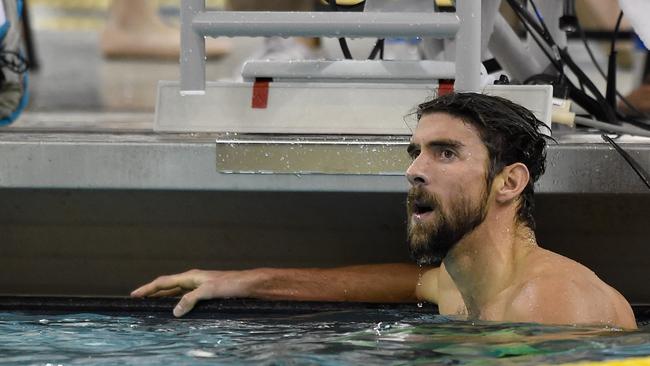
(406, 139), (464, 156)
(425, 139), (465, 150)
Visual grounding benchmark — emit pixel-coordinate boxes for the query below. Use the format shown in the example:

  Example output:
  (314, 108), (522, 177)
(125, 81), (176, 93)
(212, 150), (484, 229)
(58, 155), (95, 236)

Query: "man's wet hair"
(416, 92), (548, 230)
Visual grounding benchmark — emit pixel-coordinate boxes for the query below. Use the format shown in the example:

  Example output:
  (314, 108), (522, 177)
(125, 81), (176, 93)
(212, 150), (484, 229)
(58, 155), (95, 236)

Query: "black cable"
(508, 2), (562, 70)
(576, 19), (650, 118)
(529, 0), (647, 124)
(529, 0), (555, 50)
(514, 5), (603, 113)
(601, 134), (650, 190)
(610, 12), (624, 54)
(327, 0), (354, 59)
(509, 0), (571, 71)
(511, 2), (598, 113)
(605, 11), (623, 108)
(329, 3), (383, 62)
(517, 0), (555, 46)
(368, 41), (378, 60)
(338, 38), (353, 59)
(577, 23), (606, 78)
(577, 9), (650, 125)
(519, 0), (650, 131)
(578, 74), (585, 93)
(0, 51), (28, 74)
(559, 0), (577, 32)
(568, 30), (635, 40)
(508, 0), (618, 124)
(528, 0), (606, 105)
(525, 0), (650, 162)
(368, 39), (384, 60)
(561, 46), (619, 123)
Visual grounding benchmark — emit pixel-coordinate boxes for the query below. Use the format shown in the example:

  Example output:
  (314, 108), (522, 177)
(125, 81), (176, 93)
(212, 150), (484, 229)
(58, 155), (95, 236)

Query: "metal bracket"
(241, 60), (456, 83)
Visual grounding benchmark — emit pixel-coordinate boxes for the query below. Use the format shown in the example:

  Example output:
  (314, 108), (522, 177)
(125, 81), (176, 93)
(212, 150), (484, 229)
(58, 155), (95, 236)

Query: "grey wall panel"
(0, 190), (648, 304)
(0, 190), (410, 296)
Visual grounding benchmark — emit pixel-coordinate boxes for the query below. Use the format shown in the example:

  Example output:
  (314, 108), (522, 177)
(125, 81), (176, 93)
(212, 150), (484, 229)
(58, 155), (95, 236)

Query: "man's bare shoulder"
(506, 248), (636, 329)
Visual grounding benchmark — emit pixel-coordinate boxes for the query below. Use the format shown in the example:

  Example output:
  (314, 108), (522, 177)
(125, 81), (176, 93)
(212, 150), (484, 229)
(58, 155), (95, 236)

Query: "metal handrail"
(179, 0), (481, 94)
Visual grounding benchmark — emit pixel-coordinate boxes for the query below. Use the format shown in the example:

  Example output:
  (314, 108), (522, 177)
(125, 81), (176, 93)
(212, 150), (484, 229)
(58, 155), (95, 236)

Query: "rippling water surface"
(1, 310), (649, 365)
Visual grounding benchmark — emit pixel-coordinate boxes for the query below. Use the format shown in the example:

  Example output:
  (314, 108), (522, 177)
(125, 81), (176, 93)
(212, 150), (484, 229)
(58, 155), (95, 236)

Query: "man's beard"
(407, 185), (489, 266)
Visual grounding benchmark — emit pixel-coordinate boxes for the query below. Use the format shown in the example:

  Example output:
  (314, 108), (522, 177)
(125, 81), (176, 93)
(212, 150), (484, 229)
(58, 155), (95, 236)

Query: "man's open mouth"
(413, 201), (434, 215)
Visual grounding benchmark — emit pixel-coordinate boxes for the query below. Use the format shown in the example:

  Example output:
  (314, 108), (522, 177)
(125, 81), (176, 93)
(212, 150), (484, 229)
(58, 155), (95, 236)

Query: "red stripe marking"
(252, 78), (272, 109)
(438, 79), (455, 96)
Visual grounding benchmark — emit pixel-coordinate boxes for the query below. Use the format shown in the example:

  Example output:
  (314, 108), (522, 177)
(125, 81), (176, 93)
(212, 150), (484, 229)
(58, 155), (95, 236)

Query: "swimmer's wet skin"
(131, 93), (637, 329)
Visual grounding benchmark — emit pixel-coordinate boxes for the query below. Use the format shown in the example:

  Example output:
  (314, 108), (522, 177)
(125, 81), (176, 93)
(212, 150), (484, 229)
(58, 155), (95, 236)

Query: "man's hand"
(131, 264), (425, 317)
(130, 269), (262, 317)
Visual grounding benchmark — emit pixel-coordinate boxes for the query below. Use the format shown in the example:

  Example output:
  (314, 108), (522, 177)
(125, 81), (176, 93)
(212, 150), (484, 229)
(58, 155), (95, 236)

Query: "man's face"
(406, 113), (492, 265)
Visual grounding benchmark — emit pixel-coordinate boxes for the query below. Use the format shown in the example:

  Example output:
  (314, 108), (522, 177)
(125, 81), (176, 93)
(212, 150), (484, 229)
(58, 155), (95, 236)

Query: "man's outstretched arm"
(131, 264), (433, 317)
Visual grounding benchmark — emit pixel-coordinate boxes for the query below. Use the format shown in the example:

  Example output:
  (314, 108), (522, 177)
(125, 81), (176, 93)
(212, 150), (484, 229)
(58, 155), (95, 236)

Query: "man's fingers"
(148, 287), (183, 298)
(131, 277), (177, 297)
(173, 286), (210, 317)
(131, 270), (203, 297)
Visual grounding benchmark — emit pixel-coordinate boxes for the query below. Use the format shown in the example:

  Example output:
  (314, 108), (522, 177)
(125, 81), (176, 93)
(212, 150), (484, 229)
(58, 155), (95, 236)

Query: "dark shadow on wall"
(0, 189), (647, 303)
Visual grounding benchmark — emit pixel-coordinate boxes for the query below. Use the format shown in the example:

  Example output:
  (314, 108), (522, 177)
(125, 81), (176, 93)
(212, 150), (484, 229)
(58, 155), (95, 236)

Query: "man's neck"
(442, 210), (537, 318)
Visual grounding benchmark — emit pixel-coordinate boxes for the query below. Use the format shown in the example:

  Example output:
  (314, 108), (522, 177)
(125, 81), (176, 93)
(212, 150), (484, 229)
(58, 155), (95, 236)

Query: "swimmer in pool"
(131, 93), (637, 329)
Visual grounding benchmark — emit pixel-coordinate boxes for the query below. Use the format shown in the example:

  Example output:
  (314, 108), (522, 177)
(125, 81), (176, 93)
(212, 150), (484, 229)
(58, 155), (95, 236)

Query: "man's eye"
(409, 150), (420, 160)
(440, 149), (456, 160)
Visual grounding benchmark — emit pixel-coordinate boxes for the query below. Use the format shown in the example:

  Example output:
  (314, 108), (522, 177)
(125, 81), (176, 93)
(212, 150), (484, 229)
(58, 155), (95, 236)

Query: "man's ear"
(494, 163), (530, 204)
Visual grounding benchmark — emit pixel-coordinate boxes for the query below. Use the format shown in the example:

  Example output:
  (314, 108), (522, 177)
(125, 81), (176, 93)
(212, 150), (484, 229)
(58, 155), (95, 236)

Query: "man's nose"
(406, 158), (429, 186)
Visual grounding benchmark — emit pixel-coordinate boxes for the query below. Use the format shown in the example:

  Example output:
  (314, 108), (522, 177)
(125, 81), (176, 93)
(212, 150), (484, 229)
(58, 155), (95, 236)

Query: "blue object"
(0, 0), (29, 126)
(633, 33), (648, 51)
(0, 21), (10, 41)
(0, 72), (28, 126)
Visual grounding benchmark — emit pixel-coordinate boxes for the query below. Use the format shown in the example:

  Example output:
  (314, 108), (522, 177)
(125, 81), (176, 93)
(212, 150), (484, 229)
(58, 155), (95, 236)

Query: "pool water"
(1, 309), (649, 365)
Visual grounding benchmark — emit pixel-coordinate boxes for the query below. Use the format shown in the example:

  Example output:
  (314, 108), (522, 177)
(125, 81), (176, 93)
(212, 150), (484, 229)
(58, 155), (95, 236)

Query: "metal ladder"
(178, 0), (481, 94)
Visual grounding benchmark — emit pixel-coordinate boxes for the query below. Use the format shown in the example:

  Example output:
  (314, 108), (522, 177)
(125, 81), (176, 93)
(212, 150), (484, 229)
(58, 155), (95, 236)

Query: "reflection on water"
(1, 310), (649, 365)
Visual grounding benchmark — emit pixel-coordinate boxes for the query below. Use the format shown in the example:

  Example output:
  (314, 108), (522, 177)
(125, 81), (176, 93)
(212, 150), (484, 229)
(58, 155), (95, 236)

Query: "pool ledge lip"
(0, 295), (438, 317)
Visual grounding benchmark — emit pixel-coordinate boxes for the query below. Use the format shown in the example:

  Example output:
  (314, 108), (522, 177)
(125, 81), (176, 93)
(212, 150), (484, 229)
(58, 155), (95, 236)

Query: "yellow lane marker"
(558, 356), (650, 366)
